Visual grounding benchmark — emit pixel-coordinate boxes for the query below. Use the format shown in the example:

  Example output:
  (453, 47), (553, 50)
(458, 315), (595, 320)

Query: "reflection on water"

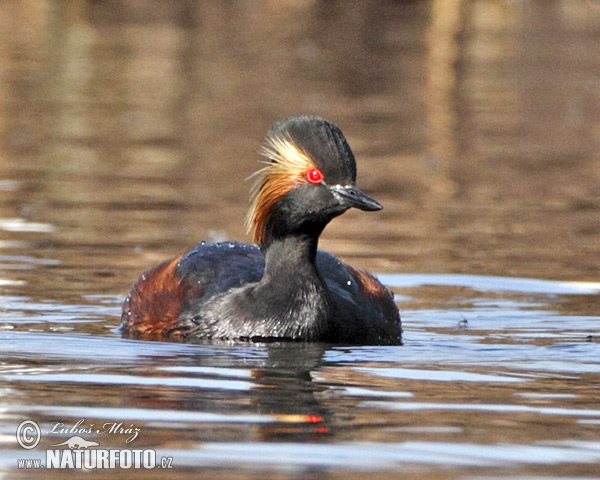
(1, 273), (600, 478)
(0, 0), (600, 478)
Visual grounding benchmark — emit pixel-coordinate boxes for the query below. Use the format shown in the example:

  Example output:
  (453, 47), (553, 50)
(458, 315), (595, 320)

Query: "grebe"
(119, 116), (401, 345)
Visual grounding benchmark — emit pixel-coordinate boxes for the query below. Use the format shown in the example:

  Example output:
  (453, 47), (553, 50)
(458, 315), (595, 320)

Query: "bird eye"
(306, 168), (324, 184)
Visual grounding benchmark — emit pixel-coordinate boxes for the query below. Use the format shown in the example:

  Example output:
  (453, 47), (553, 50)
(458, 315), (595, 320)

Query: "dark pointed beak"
(330, 184), (383, 211)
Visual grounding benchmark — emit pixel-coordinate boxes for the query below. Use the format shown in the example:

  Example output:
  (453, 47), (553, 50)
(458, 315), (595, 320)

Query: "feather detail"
(246, 134), (317, 245)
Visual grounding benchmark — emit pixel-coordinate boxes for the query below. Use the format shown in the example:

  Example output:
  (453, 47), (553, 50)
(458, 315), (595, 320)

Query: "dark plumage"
(119, 116), (402, 345)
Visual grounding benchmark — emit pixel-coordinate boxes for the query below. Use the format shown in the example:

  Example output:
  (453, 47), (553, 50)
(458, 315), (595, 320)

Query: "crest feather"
(245, 134), (316, 245)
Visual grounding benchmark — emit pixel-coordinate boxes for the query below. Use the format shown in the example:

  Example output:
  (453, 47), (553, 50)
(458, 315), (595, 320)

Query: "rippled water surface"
(1, 1), (600, 479)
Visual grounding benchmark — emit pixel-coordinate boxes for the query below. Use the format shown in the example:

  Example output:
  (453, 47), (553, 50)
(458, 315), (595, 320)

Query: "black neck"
(261, 234), (319, 281)
(249, 233), (328, 339)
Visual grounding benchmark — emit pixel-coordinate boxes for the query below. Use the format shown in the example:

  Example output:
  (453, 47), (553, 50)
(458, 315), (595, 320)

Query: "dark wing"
(316, 250), (402, 345)
(176, 241), (264, 297)
(120, 241), (264, 340)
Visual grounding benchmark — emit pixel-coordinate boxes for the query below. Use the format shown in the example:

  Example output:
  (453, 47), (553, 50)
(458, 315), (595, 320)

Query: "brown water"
(1, 1), (600, 478)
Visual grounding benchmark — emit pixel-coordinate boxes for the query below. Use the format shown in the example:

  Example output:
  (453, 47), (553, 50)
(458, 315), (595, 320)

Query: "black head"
(268, 116), (357, 185)
(247, 116), (382, 247)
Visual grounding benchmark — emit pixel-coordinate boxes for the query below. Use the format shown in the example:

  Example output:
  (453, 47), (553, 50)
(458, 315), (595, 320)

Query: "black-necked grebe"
(119, 116), (401, 345)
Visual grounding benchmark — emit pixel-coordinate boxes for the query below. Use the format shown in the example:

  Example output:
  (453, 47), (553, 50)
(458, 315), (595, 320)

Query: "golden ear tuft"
(245, 135), (317, 245)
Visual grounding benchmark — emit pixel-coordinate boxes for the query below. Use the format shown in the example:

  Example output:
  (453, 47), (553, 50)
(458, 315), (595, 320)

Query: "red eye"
(306, 168), (324, 184)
